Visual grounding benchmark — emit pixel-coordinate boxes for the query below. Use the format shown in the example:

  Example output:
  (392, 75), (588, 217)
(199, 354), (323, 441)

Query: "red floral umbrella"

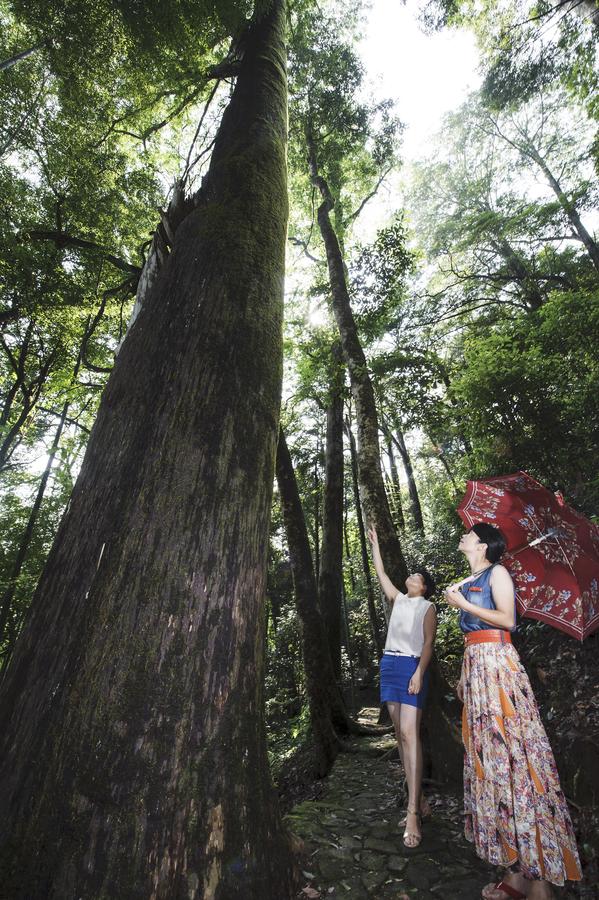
(457, 470), (599, 641)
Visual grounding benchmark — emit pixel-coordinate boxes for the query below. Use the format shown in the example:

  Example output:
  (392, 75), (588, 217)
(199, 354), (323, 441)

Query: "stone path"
(286, 709), (582, 900)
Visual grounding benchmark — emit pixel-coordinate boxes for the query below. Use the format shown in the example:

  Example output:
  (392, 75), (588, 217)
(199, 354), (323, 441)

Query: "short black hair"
(414, 567), (436, 598)
(471, 522), (507, 563)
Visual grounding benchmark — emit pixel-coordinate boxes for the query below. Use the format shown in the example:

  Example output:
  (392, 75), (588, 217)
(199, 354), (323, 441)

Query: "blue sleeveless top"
(459, 565), (516, 634)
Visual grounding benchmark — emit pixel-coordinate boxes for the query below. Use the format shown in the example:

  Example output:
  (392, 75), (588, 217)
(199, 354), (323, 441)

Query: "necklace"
(471, 564), (492, 578)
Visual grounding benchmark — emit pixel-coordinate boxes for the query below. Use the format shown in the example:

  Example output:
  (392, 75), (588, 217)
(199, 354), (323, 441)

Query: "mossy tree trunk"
(0, 3), (296, 898)
(307, 140), (407, 590)
(276, 428), (343, 776)
(318, 342), (344, 680)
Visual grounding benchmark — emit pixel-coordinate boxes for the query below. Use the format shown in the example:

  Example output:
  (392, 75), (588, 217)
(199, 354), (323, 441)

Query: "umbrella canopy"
(458, 471), (599, 641)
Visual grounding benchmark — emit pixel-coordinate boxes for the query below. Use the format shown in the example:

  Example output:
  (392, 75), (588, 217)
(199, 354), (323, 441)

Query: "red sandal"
(481, 881), (527, 900)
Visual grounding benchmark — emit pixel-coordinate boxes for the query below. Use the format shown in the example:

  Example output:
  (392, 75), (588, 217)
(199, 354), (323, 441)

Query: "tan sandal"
(402, 807), (422, 848)
(399, 795), (431, 826)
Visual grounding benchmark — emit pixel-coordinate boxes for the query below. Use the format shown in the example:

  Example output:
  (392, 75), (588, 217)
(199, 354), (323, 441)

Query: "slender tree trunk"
(0, 404), (68, 650)
(392, 428), (424, 533)
(0, 43), (44, 71)
(318, 342), (344, 680)
(0, 321), (34, 428)
(313, 451), (321, 580)
(428, 435), (459, 491)
(345, 420), (385, 654)
(528, 147), (599, 274)
(276, 429), (342, 776)
(308, 139), (407, 589)
(383, 428), (405, 529)
(0, 330), (54, 474)
(0, 328), (89, 652)
(0, 4), (296, 898)
(343, 503), (356, 592)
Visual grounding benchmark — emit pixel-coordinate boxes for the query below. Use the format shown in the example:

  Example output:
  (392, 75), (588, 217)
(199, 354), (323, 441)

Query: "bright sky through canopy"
(359, 0), (482, 160)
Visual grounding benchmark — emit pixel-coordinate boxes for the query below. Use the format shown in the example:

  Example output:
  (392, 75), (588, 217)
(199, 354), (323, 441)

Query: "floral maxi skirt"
(461, 641), (582, 885)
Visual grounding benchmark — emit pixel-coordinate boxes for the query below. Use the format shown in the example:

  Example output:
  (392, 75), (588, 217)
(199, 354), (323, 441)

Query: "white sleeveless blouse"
(384, 592), (433, 656)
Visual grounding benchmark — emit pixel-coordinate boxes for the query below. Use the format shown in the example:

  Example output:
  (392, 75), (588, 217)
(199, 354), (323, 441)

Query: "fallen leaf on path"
(301, 886), (320, 899)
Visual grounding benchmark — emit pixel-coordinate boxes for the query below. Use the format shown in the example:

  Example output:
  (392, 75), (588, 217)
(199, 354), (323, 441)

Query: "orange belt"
(464, 629), (512, 646)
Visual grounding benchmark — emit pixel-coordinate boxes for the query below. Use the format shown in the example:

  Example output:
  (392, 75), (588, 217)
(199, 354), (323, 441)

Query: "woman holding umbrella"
(446, 522), (581, 900)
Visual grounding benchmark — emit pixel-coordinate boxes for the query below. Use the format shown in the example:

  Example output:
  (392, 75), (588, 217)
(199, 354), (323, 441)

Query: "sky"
(358, 0), (482, 162)
(350, 0), (481, 239)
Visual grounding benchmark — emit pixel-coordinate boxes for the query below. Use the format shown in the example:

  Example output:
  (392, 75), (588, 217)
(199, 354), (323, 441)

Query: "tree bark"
(318, 342), (345, 680)
(345, 420), (385, 655)
(529, 149), (599, 274)
(383, 427), (405, 530)
(276, 429), (342, 776)
(312, 451), (321, 580)
(392, 427), (424, 534)
(0, 43), (44, 71)
(0, 3), (296, 898)
(308, 139), (407, 589)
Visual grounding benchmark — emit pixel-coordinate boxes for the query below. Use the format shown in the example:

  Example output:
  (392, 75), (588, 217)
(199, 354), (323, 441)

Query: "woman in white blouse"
(368, 526), (437, 849)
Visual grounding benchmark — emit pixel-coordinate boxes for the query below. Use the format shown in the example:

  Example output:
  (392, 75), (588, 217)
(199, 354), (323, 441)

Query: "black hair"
(471, 522), (507, 563)
(413, 567), (436, 598)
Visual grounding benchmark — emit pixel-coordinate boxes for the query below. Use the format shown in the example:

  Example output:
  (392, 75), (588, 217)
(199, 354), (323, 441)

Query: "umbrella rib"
(553, 535), (577, 577)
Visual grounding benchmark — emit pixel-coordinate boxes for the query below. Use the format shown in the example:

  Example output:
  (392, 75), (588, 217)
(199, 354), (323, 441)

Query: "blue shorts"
(380, 653), (429, 709)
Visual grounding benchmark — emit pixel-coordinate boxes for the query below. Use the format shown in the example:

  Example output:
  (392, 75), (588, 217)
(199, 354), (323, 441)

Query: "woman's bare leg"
(399, 703), (422, 845)
(387, 701), (428, 817)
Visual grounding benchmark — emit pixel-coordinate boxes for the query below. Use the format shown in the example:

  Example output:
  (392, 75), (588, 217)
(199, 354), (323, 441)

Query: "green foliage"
(350, 217), (416, 341)
(451, 286), (599, 509)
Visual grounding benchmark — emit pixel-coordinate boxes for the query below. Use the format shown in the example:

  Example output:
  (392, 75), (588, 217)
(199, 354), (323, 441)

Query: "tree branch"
(22, 230), (141, 276)
(0, 43), (45, 72)
(344, 166), (392, 227)
(288, 236), (324, 265)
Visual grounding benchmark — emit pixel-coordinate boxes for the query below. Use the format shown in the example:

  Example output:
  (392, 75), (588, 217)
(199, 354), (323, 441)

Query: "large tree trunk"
(308, 140), (407, 589)
(318, 342), (344, 680)
(276, 429), (342, 776)
(0, 4), (296, 898)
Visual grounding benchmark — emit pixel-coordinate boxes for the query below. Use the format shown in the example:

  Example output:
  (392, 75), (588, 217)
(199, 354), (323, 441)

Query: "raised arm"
(367, 525), (401, 602)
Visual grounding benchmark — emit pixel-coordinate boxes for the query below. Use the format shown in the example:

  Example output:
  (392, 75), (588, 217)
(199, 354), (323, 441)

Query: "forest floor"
(284, 708), (595, 900)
